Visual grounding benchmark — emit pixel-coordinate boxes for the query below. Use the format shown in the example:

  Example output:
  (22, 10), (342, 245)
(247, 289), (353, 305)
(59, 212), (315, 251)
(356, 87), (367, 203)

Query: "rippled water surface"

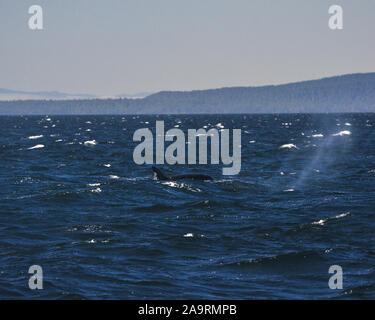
(0, 114), (374, 299)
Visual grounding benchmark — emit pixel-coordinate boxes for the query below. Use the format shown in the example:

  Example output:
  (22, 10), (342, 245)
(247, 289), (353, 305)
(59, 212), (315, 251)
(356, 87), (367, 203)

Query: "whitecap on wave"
(279, 143), (298, 149)
(28, 135), (43, 140)
(28, 144), (44, 150)
(87, 183), (101, 187)
(183, 233), (204, 238)
(312, 212), (350, 226)
(162, 181), (202, 192)
(84, 140), (97, 146)
(332, 130), (351, 136)
(184, 233), (194, 238)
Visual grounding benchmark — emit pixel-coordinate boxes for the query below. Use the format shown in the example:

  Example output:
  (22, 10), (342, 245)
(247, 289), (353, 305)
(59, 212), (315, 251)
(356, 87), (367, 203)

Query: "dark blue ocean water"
(0, 114), (374, 299)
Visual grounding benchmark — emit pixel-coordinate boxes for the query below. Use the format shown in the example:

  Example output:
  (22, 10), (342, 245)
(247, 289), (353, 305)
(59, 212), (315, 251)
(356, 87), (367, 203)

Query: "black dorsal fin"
(152, 166), (168, 180)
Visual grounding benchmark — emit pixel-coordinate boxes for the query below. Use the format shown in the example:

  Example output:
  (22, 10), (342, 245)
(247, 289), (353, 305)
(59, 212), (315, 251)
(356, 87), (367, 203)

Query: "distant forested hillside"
(0, 73), (374, 114)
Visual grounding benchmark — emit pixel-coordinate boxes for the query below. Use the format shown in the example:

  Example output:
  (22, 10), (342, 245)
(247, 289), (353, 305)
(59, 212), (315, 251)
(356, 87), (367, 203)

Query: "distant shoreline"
(1, 73), (374, 114)
(1, 72), (373, 102)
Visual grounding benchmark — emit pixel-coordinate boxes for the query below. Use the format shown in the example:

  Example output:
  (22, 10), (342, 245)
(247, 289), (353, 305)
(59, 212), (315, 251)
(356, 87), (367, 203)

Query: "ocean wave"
(311, 212), (351, 226)
(222, 250), (325, 268)
(27, 135), (43, 140)
(162, 181), (202, 192)
(332, 130), (351, 136)
(84, 140), (97, 146)
(183, 233), (205, 238)
(134, 203), (183, 213)
(279, 143), (298, 149)
(183, 233), (194, 238)
(28, 144), (44, 150)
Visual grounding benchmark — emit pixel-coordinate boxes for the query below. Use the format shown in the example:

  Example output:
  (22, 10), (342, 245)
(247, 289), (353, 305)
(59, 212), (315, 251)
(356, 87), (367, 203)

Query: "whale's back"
(152, 166), (213, 181)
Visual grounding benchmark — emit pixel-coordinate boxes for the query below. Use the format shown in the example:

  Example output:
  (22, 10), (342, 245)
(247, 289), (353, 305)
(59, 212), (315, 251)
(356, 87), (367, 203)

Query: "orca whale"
(152, 166), (213, 181)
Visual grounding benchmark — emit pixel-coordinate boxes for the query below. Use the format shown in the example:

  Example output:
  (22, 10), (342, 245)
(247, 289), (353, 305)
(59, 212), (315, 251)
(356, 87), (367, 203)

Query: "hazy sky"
(0, 0), (374, 95)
